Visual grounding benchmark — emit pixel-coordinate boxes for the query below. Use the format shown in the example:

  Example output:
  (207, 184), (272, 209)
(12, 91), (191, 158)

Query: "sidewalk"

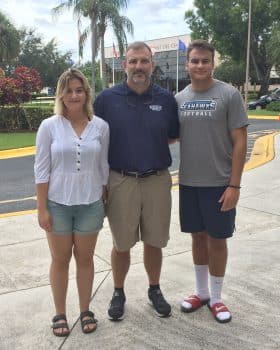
(1, 136), (280, 350)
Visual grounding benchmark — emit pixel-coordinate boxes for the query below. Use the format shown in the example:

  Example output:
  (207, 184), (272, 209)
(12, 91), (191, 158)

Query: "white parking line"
(0, 196), (36, 204)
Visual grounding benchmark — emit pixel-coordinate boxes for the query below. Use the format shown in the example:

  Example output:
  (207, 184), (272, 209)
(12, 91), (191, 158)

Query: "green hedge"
(0, 107), (27, 130)
(24, 105), (54, 130)
(266, 101), (280, 112)
(0, 105), (53, 131)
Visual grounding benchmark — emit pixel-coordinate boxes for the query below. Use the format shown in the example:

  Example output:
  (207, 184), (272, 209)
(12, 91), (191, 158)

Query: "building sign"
(105, 34), (190, 58)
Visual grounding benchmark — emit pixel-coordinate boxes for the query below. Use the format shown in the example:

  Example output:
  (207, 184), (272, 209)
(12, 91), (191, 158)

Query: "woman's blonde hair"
(54, 68), (93, 119)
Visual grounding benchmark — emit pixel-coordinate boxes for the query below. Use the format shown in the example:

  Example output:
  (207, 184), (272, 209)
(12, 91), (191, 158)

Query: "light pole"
(245, 0), (252, 108)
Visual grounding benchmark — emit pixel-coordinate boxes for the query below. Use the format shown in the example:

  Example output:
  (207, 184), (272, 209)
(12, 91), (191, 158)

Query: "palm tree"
(97, 1), (133, 89)
(0, 12), (20, 66)
(52, 0), (133, 96)
(52, 1), (98, 96)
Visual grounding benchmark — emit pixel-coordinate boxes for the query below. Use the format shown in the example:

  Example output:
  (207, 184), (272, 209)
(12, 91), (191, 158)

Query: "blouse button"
(77, 168), (80, 171)
(78, 152), (80, 155)
(77, 144), (80, 147)
(77, 160), (80, 163)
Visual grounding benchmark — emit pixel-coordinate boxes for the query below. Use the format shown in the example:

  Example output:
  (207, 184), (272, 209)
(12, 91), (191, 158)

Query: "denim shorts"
(179, 185), (236, 239)
(47, 199), (105, 235)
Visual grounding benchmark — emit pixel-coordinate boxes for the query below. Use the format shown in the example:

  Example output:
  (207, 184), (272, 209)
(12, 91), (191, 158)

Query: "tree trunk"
(251, 51), (272, 97)
(100, 36), (106, 89)
(258, 64), (272, 97)
(250, 51), (261, 81)
(90, 18), (96, 98)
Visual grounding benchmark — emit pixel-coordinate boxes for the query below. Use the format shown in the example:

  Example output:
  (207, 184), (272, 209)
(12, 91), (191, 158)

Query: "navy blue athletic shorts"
(179, 185), (236, 239)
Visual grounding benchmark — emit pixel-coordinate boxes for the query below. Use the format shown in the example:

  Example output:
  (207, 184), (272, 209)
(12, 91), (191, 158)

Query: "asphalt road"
(1, 119), (280, 214)
(169, 119), (280, 172)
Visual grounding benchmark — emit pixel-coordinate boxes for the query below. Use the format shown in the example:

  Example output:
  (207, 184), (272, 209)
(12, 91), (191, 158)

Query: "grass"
(247, 109), (279, 116)
(0, 132), (36, 151)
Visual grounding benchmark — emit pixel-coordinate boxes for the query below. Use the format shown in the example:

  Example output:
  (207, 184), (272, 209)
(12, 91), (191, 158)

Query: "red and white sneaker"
(181, 294), (210, 313)
(207, 302), (232, 323)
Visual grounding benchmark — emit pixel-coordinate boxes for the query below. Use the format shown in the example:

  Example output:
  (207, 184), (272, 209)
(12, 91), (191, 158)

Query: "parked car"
(247, 95), (272, 110)
(270, 87), (280, 101)
(247, 87), (280, 110)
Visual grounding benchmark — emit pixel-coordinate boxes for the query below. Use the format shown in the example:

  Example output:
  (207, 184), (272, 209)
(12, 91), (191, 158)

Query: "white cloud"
(2, 0), (194, 62)
(108, 0), (193, 41)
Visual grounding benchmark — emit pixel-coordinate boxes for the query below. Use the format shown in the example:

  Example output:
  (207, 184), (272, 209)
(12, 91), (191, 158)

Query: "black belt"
(112, 169), (163, 178)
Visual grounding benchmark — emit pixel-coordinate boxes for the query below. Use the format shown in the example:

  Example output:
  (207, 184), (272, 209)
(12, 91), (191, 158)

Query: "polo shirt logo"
(149, 105), (162, 111)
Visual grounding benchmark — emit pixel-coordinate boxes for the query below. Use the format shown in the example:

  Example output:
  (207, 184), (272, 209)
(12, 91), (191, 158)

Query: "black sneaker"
(148, 288), (171, 317)
(108, 290), (126, 321)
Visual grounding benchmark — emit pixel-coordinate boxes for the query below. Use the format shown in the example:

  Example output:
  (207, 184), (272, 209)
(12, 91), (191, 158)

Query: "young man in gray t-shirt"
(176, 40), (248, 323)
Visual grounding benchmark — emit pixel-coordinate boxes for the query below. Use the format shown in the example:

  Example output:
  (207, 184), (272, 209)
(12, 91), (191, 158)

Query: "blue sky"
(2, 0), (194, 62)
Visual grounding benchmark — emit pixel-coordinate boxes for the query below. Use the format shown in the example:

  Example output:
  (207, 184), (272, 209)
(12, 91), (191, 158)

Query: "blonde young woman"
(34, 68), (109, 336)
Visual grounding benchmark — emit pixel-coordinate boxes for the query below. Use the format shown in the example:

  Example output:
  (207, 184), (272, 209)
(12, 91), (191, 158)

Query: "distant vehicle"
(270, 87), (280, 101)
(40, 86), (55, 96)
(247, 95), (272, 110)
(247, 87), (280, 110)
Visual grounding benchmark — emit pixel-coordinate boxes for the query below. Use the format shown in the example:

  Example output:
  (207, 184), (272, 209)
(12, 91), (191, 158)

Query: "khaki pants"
(107, 170), (172, 252)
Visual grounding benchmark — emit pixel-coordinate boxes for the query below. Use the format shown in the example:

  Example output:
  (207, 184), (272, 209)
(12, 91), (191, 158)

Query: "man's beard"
(131, 71), (150, 84)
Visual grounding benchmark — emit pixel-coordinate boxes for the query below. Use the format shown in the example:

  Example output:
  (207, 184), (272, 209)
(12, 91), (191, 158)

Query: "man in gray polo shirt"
(176, 39), (248, 323)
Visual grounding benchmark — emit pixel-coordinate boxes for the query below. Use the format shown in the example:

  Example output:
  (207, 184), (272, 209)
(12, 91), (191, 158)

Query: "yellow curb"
(248, 115), (280, 120)
(0, 146), (35, 159)
(0, 209), (37, 219)
(244, 132), (279, 171)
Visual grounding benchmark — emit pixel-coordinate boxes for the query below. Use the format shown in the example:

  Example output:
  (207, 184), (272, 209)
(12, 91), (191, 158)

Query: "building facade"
(104, 34), (190, 92)
(104, 34), (280, 93)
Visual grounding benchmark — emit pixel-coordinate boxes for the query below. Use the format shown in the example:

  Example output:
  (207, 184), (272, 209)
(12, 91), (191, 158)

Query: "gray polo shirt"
(176, 79), (248, 187)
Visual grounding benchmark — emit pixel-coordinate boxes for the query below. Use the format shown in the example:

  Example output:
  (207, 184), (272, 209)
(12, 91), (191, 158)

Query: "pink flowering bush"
(0, 66), (42, 106)
(0, 66), (42, 130)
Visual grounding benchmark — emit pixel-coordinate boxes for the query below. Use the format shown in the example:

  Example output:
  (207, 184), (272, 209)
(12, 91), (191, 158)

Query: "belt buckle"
(121, 169), (159, 178)
(140, 169), (156, 178)
(126, 171), (138, 178)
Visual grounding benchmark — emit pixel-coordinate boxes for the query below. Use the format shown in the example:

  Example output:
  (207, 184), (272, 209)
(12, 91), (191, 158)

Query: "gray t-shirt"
(176, 79), (248, 186)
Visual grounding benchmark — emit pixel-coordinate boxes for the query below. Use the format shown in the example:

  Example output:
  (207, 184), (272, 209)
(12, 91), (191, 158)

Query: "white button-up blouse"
(34, 115), (109, 205)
